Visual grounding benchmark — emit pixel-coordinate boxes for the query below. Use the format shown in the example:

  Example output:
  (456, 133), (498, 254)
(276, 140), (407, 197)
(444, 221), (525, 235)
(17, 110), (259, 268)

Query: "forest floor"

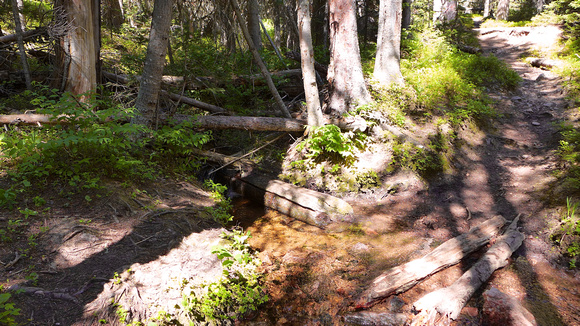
(1, 25), (580, 326)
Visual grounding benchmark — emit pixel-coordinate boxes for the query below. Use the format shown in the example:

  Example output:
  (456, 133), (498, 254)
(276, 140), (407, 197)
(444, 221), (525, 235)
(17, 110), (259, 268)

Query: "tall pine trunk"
(327, 0), (371, 114)
(10, 0), (31, 89)
(247, 0), (262, 50)
(133, 0), (173, 126)
(297, 0), (324, 128)
(496, 0), (510, 20)
(374, 0), (404, 86)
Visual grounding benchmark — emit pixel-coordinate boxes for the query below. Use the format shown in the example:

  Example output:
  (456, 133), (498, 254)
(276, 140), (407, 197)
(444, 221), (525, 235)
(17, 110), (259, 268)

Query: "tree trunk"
(103, 0), (124, 29)
(536, 0), (544, 12)
(484, 0), (490, 17)
(132, 0), (173, 126)
(230, 0), (292, 118)
(442, 0), (458, 22)
(327, 0), (371, 114)
(53, 0), (100, 97)
(410, 218), (524, 325)
(15, 0), (26, 31)
(10, 0), (32, 90)
(402, 0), (412, 30)
(247, 0), (262, 50)
(311, 0), (327, 48)
(496, 0), (510, 20)
(355, 215), (507, 309)
(297, 0), (324, 128)
(374, 0), (404, 87)
(434, 0), (457, 22)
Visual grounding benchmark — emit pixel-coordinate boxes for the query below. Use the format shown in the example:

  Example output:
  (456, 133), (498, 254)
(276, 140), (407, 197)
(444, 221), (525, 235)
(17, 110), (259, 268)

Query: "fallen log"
(0, 112), (306, 133)
(355, 215), (507, 309)
(0, 113), (68, 125)
(173, 114), (305, 132)
(285, 50), (328, 78)
(409, 217), (524, 325)
(342, 311), (407, 326)
(233, 176), (332, 227)
(191, 149), (256, 172)
(0, 27), (47, 44)
(524, 57), (559, 70)
(102, 71), (230, 115)
(457, 43), (482, 54)
(233, 173), (353, 226)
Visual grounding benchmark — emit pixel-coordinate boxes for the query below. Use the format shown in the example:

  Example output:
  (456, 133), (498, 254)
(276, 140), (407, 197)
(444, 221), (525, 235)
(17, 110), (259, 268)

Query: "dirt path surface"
(2, 26), (580, 326)
(239, 26), (580, 325)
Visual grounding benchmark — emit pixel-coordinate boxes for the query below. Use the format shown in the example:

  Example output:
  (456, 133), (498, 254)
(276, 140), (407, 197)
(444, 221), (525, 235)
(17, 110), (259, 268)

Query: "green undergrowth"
(551, 198), (580, 268)
(0, 85), (211, 209)
(402, 29), (520, 125)
(181, 229), (267, 322)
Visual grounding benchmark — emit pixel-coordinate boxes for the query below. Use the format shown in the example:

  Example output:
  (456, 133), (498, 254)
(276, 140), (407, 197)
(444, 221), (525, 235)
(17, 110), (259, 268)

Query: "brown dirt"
(1, 25), (579, 326)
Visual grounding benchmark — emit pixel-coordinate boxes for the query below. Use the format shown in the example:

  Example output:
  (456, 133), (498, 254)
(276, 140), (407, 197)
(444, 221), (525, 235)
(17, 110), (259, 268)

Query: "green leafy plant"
(296, 124), (368, 164)
(0, 292), (20, 326)
(181, 229), (267, 321)
(203, 180), (233, 225)
(551, 197), (580, 268)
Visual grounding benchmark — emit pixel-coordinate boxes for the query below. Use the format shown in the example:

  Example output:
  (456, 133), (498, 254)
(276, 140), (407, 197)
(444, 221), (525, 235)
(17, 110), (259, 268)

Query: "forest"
(1, 0), (580, 324)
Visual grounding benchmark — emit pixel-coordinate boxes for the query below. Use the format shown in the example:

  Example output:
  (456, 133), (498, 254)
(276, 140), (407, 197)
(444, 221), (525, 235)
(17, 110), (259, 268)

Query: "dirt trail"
(242, 26), (580, 325)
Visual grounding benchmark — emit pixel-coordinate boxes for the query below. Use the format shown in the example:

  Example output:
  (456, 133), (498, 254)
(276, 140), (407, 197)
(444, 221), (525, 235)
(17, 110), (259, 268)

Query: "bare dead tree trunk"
(10, 0), (32, 89)
(133, 0), (173, 126)
(53, 0), (99, 97)
(247, 0), (262, 50)
(327, 0), (371, 115)
(297, 0), (324, 128)
(374, 0), (404, 86)
(496, 0), (510, 20)
(230, 0), (292, 118)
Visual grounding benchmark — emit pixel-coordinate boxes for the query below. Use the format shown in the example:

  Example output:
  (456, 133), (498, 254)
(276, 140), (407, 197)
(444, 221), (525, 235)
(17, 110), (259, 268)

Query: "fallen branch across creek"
(409, 216), (524, 325)
(355, 215), (507, 309)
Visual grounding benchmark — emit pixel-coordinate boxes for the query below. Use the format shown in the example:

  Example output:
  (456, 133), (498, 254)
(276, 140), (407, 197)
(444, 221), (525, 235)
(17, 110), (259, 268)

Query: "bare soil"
(1, 25), (579, 326)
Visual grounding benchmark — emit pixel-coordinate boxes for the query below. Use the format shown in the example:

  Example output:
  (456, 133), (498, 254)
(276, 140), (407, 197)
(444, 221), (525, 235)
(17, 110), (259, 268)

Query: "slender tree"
(374, 0), (404, 86)
(10, 0), (32, 89)
(484, 0), (491, 17)
(230, 0), (292, 118)
(402, 0), (412, 30)
(297, 0), (324, 128)
(247, 0), (262, 50)
(133, 0), (173, 126)
(327, 0), (371, 114)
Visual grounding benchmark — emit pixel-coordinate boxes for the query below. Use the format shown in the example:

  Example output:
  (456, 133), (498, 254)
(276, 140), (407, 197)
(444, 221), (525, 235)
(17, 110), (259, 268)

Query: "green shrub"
(401, 30), (518, 124)
(296, 124), (368, 164)
(182, 230), (267, 321)
(203, 180), (234, 225)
